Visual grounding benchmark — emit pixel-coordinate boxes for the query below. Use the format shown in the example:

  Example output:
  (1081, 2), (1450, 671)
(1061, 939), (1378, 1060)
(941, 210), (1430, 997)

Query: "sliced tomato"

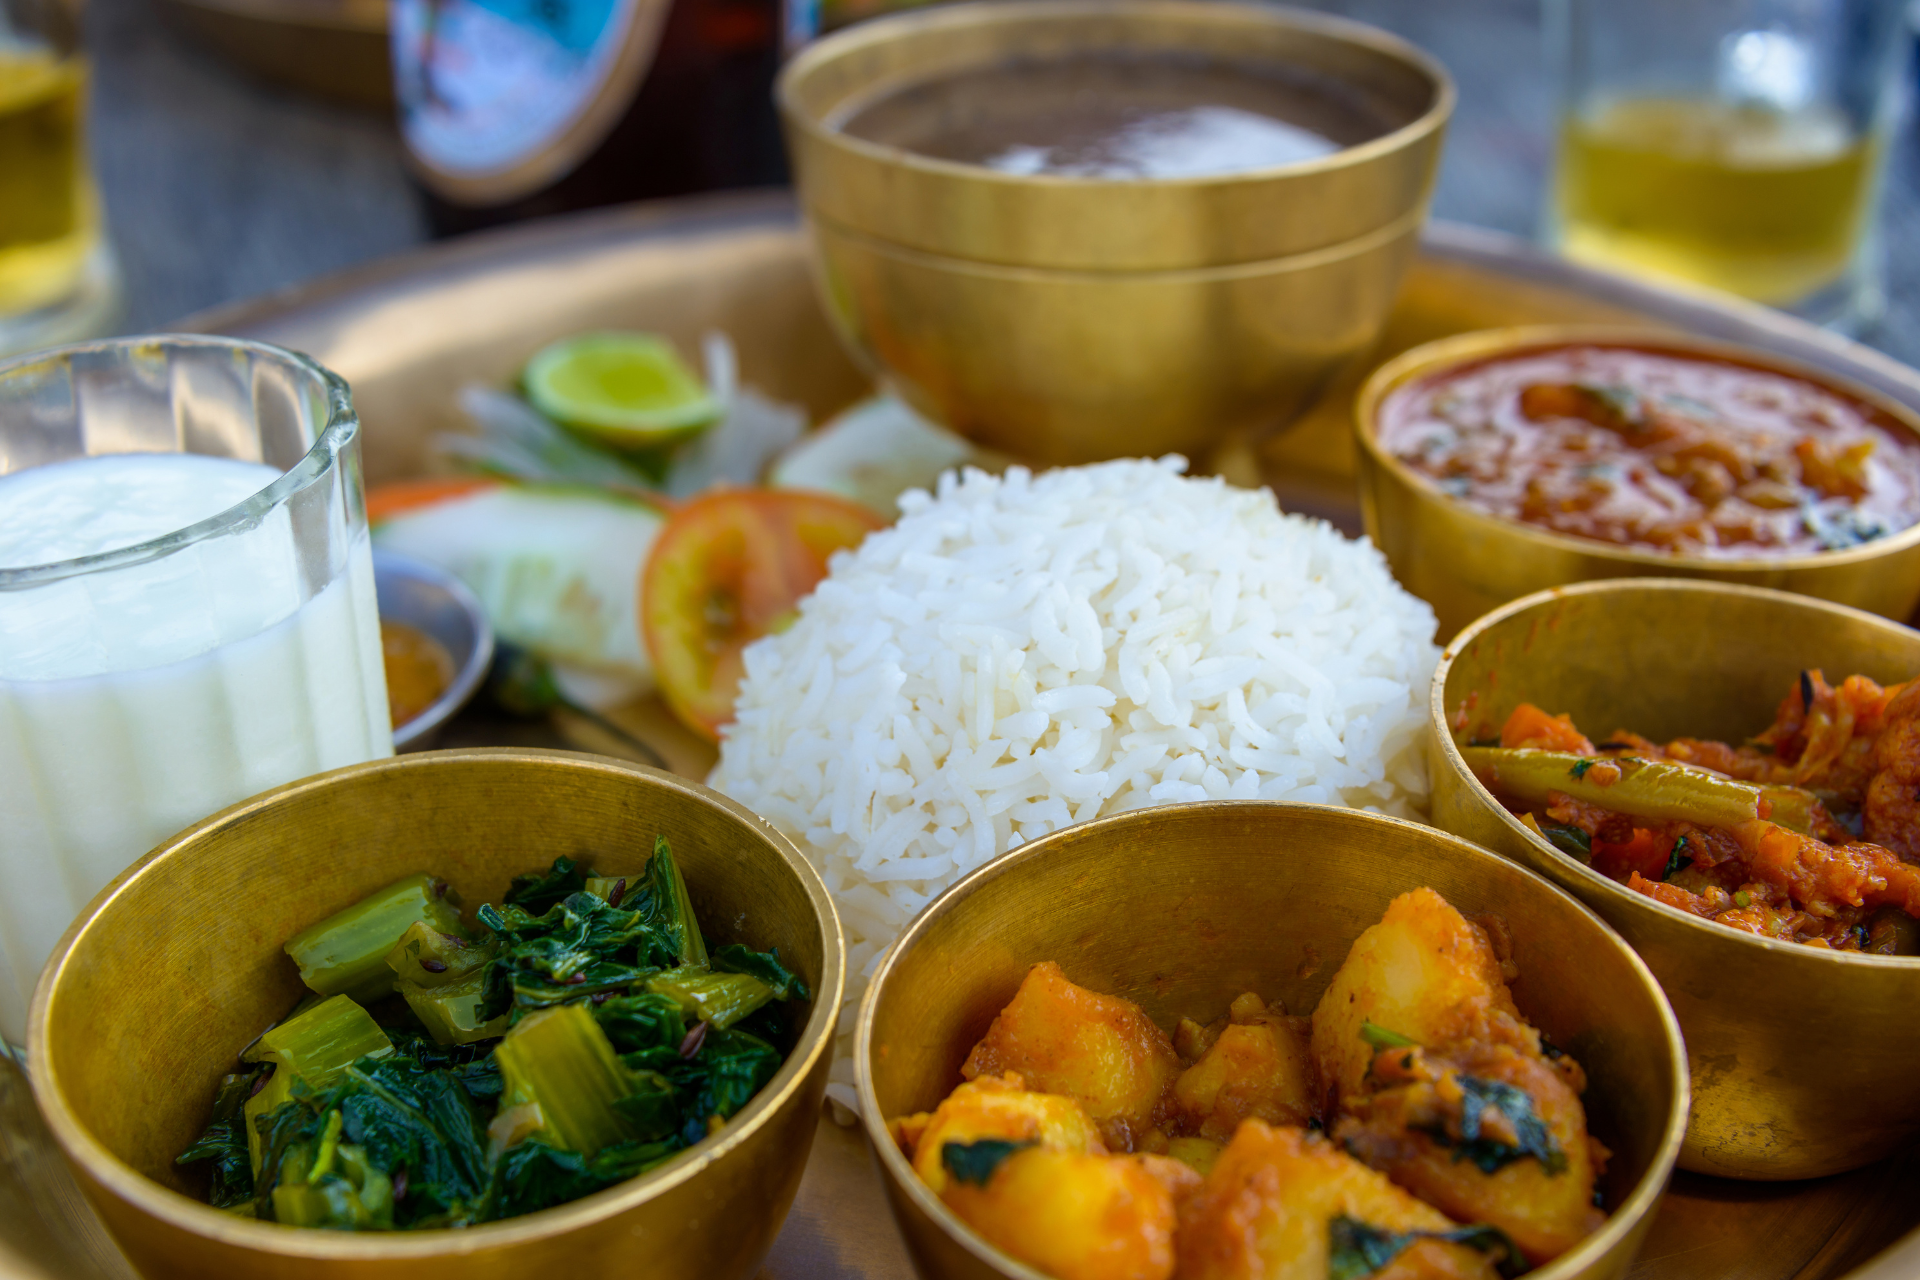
(642, 488), (884, 740)
(365, 476), (499, 525)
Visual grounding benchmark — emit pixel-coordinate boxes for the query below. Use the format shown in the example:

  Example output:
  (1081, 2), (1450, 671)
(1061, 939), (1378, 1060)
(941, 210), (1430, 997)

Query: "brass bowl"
(778, 0), (1453, 463)
(27, 749), (845, 1280)
(1429, 580), (1920, 1180)
(1354, 326), (1920, 640)
(809, 209), (1423, 463)
(856, 800), (1687, 1280)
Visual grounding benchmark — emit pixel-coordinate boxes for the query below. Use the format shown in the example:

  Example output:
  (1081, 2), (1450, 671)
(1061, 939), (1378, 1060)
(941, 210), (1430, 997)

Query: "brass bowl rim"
(1352, 324), (1920, 573)
(776, 0), (1457, 194)
(25, 747), (848, 1259)
(853, 798), (1689, 1280)
(1431, 576), (1920, 969)
(805, 198), (1427, 282)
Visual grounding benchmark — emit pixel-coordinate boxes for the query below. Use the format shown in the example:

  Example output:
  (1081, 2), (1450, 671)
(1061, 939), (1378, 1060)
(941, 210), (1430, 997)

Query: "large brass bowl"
(778, 0), (1453, 463)
(1429, 580), (1920, 1180)
(856, 801), (1687, 1280)
(27, 749), (845, 1280)
(1354, 327), (1920, 640)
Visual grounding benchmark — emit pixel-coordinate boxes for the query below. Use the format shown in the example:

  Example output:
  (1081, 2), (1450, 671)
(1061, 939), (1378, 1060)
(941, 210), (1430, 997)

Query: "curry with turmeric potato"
(1465, 672), (1920, 951)
(890, 889), (1605, 1280)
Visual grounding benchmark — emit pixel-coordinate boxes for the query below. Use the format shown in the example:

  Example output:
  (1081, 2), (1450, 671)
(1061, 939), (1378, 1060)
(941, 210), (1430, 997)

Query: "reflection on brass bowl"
(28, 749), (844, 1280)
(1430, 580), (1920, 1180)
(779, 0), (1453, 464)
(1354, 326), (1920, 640)
(810, 208), (1423, 463)
(856, 801), (1686, 1280)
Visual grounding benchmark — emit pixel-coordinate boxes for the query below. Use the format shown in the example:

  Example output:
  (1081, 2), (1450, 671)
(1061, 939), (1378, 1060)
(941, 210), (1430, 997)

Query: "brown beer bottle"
(391, 0), (807, 235)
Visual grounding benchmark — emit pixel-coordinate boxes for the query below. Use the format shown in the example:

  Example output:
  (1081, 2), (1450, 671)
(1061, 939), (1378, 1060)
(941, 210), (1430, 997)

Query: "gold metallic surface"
(148, 194), (1920, 1277)
(1354, 326), (1920, 640)
(777, 0), (1452, 463)
(855, 801), (1687, 1280)
(778, 0), (1451, 271)
(26, 749), (845, 1280)
(1430, 580), (1920, 1180)
(809, 205), (1424, 463)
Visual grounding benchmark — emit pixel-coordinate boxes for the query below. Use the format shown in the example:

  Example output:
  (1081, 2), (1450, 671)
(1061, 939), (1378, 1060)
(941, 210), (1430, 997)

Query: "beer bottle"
(391, 0), (811, 235)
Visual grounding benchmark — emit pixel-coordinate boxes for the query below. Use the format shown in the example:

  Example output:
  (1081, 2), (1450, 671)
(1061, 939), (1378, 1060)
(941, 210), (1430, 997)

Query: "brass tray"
(7, 189), (1910, 1280)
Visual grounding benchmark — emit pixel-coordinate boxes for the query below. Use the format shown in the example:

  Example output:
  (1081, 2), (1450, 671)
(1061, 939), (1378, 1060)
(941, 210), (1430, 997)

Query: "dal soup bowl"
(28, 748), (844, 1280)
(779, 0), (1453, 464)
(856, 800), (1686, 1280)
(1353, 326), (1920, 641)
(1431, 580), (1920, 1179)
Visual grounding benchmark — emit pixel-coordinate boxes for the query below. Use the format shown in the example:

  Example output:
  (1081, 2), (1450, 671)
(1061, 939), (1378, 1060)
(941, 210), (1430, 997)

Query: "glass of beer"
(0, 0), (118, 356)
(1543, 0), (1906, 330)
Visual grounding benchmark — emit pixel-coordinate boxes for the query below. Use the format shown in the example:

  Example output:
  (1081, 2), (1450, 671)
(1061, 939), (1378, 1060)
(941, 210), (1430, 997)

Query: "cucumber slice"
(769, 396), (1004, 517)
(372, 484), (663, 688)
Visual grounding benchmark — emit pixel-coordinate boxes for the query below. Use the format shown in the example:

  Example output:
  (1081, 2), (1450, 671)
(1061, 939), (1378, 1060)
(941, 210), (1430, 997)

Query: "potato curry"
(890, 889), (1607, 1280)
(1465, 671), (1920, 950)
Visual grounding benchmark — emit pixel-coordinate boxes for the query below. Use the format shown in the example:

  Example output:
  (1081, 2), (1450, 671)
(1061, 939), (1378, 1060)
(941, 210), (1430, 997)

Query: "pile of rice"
(708, 457), (1440, 1112)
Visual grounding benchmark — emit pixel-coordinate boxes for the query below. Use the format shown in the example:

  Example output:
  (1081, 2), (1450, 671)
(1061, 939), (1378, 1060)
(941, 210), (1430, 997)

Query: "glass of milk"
(0, 336), (394, 1045)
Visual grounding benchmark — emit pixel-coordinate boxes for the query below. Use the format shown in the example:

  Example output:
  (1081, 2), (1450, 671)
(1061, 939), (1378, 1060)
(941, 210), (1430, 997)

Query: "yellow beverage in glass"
(0, 51), (99, 316)
(1553, 96), (1877, 307)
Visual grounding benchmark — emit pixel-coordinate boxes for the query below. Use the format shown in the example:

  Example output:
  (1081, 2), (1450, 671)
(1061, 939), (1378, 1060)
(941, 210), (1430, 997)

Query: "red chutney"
(1377, 344), (1920, 557)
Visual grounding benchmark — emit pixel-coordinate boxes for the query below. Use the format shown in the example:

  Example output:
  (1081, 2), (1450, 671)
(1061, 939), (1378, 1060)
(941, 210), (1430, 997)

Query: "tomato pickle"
(1379, 344), (1920, 557)
(1468, 670), (1920, 951)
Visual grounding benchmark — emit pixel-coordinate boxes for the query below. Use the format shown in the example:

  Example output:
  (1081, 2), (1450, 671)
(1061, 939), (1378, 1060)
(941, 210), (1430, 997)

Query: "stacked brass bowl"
(28, 750), (844, 1280)
(778, 0), (1454, 464)
(1431, 581), (1920, 1180)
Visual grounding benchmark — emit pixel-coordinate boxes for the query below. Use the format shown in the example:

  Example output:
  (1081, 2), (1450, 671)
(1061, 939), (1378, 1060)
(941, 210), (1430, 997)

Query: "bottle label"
(392, 0), (666, 199)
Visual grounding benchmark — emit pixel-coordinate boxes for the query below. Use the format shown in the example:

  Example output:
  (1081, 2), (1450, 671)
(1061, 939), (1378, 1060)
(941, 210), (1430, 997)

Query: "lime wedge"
(523, 333), (723, 450)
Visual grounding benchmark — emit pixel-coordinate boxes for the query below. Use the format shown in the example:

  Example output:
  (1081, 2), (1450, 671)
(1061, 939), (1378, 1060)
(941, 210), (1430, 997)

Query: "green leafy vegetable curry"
(177, 838), (807, 1229)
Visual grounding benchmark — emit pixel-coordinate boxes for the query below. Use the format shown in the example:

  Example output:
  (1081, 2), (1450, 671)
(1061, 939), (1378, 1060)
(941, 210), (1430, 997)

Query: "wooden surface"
(0, 195), (1908, 1280)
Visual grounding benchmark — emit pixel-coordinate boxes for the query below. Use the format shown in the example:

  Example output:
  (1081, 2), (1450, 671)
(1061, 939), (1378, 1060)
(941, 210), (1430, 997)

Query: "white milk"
(0, 453), (392, 1042)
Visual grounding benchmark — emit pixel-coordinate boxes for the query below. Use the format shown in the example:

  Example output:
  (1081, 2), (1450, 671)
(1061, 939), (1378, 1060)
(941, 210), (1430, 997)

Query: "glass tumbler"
(0, 337), (393, 1045)
(0, 0), (118, 356)
(1543, 0), (1908, 329)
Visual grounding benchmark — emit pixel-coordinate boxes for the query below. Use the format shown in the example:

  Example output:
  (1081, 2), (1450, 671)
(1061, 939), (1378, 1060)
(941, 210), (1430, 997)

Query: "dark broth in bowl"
(836, 53), (1395, 179)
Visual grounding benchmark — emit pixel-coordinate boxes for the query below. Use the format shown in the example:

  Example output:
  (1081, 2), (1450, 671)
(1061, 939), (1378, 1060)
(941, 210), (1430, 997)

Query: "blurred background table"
(89, 0), (1920, 359)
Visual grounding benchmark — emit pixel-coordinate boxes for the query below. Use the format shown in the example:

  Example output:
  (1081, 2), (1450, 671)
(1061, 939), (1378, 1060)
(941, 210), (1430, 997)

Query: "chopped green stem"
(284, 874), (466, 1002)
(244, 994), (394, 1090)
(494, 1005), (637, 1155)
(1463, 746), (1815, 835)
(646, 967), (775, 1030)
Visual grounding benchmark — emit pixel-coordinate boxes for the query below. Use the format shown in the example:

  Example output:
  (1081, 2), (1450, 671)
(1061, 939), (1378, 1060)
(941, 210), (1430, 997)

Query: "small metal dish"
(373, 549), (494, 751)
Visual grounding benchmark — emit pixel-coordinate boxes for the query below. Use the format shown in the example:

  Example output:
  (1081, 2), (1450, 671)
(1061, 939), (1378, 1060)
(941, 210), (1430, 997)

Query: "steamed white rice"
(707, 457), (1440, 1112)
